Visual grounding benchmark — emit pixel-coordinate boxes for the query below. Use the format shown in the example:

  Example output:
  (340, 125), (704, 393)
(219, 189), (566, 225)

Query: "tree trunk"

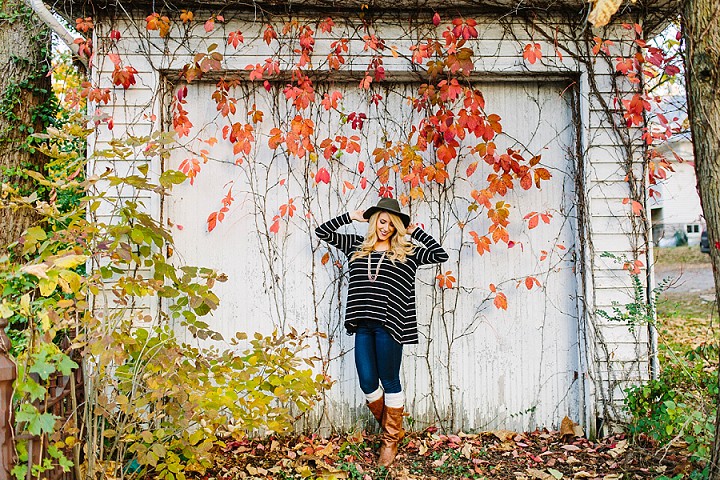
(681, 1), (720, 477)
(0, 0), (53, 247)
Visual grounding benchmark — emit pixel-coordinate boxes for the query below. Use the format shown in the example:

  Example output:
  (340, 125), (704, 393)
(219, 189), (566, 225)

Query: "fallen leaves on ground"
(197, 427), (696, 479)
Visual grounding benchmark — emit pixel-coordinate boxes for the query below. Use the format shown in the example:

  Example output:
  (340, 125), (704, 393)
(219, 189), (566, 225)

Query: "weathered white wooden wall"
(89, 12), (653, 434)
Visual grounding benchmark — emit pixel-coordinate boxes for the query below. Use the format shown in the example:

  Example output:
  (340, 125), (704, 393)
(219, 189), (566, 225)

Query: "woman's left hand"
(406, 223), (417, 234)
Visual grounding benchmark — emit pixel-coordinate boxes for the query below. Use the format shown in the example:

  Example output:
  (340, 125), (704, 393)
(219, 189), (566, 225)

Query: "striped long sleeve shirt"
(315, 213), (449, 344)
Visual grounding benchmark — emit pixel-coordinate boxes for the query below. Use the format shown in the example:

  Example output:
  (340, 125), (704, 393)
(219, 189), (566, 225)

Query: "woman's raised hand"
(406, 223), (417, 234)
(349, 210), (368, 222)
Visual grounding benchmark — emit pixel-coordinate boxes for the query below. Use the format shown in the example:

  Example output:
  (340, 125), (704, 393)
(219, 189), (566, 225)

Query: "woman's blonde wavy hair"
(351, 211), (415, 263)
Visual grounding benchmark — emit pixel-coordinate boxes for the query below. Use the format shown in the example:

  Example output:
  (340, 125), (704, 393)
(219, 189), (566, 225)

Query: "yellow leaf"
(39, 277), (58, 297)
(59, 270), (82, 293)
(39, 312), (51, 331)
(587, 0), (624, 28)
(0, 301), (13, 319)
(53, 254), (88, 269)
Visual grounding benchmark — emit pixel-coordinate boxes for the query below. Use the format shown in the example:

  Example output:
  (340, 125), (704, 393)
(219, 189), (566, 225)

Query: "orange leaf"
(524, 276), (541, 290)
(494, 292), (508, 310)
(207, 211), (218, 232)
(321, 252), (330, 265)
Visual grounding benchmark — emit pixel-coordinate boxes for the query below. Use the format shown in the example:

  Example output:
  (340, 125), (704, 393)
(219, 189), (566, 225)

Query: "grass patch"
(655, 246), (711, 266)
(656, 292), (719, 357)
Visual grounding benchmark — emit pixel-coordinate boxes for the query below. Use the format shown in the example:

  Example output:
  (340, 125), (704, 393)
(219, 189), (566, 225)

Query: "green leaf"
(19, 377), (46, 401)
(131, 228), (144, 244)
(159, 170), (187, 187)
(25, 226), (47, 244)
(29, 352), (55, 380)
(56, 354), (79, 375)
(58, 454), (73, 472)
(17, 405), (56, 435)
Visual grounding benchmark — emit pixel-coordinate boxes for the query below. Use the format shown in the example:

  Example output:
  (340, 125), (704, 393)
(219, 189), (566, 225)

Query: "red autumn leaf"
(359, 75), (373, 89)
(279, 198), (296, 217)
(269, 215), (280, 234)
(318, 17), (335, 33)
(204, 18), (215, 32)
(263, 24), (278, 44)
(379, 185), (394, 198)
(75, 17), (94, 32)
(466, 161), (478, 177)
(228, 30), (244, 48)
(494, 292), (508, 310)
(360, 177), (368, 189)
(623, 259), (644, 275)
(315, 167), (330, 184)
(109, 30), (121, 41)
(112, 65), (138, 89)
(523, 43), (542, 64)
(525, 212), (539, 230)
(108, 53), (122, 66)
(357, 161), (365, 174)
(321, 91), (342, 110)
(622, 198), (643, 215)
(432, 12), (441, 26)
(616, 57), (635, 75)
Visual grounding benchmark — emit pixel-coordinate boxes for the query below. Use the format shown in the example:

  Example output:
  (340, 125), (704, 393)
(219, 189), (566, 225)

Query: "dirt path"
(654, 263), (715, 294)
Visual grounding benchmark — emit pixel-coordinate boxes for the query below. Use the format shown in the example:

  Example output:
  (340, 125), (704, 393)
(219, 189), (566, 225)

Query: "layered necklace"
(367, 250), (387, 282)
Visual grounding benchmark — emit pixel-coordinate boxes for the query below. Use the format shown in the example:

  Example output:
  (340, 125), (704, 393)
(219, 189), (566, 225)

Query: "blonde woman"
(315, 197), (448, 467)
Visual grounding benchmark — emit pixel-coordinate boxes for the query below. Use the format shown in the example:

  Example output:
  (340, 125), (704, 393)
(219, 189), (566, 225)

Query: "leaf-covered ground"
(201, 427), (695, 480)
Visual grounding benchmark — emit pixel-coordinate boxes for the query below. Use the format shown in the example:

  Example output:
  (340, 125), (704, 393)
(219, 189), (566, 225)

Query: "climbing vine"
(5, 1), (686, 477)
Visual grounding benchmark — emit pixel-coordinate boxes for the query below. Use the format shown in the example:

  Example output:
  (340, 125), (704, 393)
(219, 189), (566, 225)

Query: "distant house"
(648, 97), (705, 246)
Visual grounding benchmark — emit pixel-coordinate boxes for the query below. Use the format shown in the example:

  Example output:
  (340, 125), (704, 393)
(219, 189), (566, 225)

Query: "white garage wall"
(88, 12), (652, 434)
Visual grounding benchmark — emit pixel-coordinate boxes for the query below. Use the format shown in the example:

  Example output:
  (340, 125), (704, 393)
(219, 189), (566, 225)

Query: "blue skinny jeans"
(354, 320), (404, 394)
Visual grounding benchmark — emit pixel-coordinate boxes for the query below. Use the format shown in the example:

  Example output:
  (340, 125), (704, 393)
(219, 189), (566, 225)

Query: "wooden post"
(0, 318), (16, 480)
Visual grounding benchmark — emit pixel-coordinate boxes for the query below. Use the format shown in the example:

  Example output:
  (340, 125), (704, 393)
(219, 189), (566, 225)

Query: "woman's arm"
(410, 227), (449, 265)
(315, 212), (363, 257)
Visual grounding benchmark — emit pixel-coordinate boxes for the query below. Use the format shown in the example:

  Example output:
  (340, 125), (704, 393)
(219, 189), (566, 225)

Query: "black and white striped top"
(315, 213), (449, 345)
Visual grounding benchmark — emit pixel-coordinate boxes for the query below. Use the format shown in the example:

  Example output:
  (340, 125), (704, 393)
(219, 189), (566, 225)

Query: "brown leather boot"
(378, 406), (405, 467)
(366, 397), (384, 424)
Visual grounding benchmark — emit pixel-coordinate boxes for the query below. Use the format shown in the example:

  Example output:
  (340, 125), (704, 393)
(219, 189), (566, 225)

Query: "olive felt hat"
(363, 197), (411, 228)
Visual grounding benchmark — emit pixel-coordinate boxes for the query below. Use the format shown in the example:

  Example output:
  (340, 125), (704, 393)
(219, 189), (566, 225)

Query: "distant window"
(686, 224), (700, 233)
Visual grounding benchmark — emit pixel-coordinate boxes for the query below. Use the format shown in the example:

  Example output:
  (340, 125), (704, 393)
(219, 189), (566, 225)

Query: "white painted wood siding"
(89, 12), (651, 434)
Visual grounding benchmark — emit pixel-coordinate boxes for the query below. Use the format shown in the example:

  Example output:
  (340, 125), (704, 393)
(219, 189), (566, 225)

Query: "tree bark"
(681, 1), (720, 477)
(0, 0), (52, 247)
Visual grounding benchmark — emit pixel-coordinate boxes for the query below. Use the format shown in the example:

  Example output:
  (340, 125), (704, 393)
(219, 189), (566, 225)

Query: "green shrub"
(6, 114), (331, 480)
